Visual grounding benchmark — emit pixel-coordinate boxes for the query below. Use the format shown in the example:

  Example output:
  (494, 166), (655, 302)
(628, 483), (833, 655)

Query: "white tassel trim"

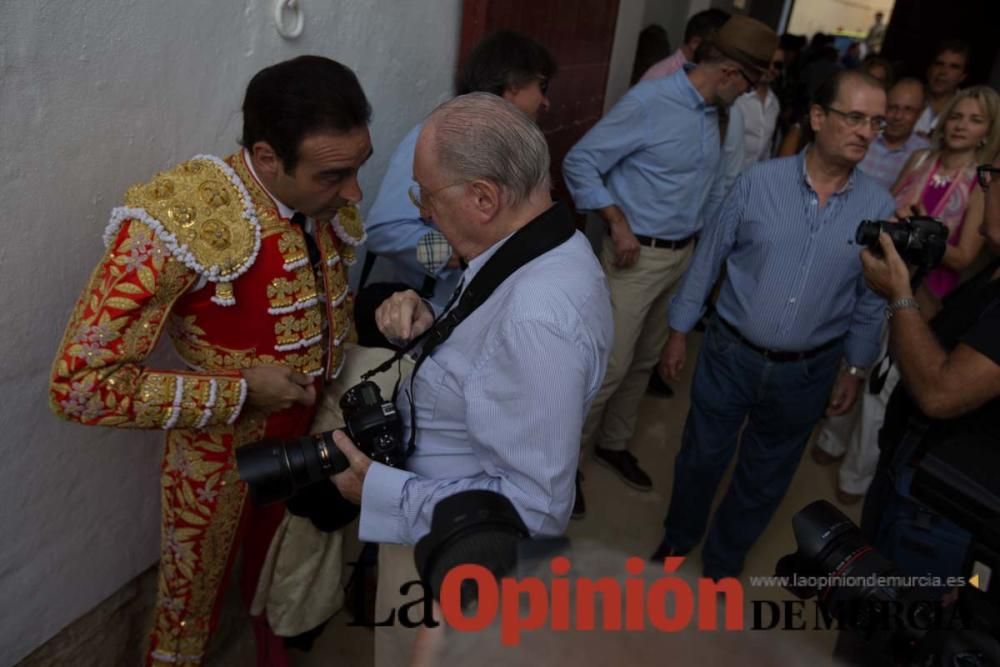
(150, 650), (203, 664)
(325, 254), (341, 268)
(329, 289), (348, 308)
(329, 352), (346, 380)
(274, 334), (322, 353)
(267, 296), (318, 315)
(342, 253), (357, 267)
(103, 155), (262, 284)
(330, 212), (366, 247)
(334, 326), (350, 346)
(210, 294), (236, 307)
(227, 378), (248, 425)
(307, 368), (324, 377)
(283, 257), (309, 272)
(195, 379), (218, 429)
(163, 376), (185, 430)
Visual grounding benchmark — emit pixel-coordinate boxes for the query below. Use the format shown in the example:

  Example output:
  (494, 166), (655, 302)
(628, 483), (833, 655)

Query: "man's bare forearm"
(889, 306), (948, 408)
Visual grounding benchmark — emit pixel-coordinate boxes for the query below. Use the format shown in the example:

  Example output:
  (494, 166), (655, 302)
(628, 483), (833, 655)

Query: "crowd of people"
(46, 8), (1000, 667)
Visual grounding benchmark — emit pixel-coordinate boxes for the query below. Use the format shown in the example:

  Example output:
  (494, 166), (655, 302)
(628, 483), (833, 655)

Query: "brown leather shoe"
(810, 446), (844, 466)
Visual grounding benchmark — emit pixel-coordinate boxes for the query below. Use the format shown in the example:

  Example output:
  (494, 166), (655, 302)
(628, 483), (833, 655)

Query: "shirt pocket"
(408, 352), (449, 424)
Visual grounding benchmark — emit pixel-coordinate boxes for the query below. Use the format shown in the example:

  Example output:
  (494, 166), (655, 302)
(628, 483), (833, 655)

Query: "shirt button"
(790, 298), (796, 303)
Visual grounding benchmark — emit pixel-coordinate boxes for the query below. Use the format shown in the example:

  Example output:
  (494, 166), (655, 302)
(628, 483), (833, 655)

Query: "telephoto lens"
(236, 431), (349, 506)
(235, 380), (405, 505)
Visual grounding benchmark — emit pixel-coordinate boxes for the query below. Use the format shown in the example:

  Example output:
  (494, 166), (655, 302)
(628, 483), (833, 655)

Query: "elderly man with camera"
(858, 155), (1000, 580)
(329, 92), (613, 666)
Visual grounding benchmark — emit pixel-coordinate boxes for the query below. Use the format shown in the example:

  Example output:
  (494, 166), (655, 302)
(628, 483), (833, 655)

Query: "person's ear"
(501, 85), (521, 104)
(809, 104), (825, 135)
(251, 141), (284, 178)
(468, 179), (501, 220)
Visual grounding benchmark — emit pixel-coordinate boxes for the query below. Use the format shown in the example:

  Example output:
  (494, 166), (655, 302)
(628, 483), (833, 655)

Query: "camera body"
(855, 216), (949, 273)
(236, 380), (405, 505)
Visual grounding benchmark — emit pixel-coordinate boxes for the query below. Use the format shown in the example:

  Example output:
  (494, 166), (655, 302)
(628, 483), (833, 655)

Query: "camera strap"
(361, 201), (577, 455)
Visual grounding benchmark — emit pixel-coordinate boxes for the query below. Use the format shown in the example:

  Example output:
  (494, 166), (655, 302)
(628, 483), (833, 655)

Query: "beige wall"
(788, 0), (895, 38)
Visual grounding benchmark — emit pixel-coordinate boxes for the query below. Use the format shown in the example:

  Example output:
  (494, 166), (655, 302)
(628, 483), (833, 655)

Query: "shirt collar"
(457, 203), (564, 291)
(873, 132), (924, 153)
(799, 146), (856, 196)
(675, 63), (713, 112)
(242, 148), (299, 221)
(460, 229), (517, 290)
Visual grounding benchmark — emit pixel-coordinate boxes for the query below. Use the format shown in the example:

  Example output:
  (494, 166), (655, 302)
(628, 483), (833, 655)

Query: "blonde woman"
(892, 85), (1000, 315)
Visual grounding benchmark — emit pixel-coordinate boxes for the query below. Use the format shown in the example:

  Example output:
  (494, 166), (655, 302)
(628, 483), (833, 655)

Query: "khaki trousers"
(581, 236), (694, 452)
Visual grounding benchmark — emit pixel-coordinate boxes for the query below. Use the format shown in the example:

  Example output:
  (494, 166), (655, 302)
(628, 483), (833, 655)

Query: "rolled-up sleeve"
(563, 94), (648, 213)
(359, 318), (590, 544)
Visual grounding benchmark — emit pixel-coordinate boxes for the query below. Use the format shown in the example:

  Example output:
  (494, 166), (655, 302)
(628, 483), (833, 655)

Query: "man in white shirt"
(914, 40), (969, 138)
(734, 48), (784, 169)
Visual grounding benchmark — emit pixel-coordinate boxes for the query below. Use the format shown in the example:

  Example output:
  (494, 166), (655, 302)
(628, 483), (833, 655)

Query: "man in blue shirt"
(331, 93), (612, 666)
(563, 16), (777, 502)
(356, 30), (555, 347)
(857, 77), (929, 190)
(652, 70), (896, 579)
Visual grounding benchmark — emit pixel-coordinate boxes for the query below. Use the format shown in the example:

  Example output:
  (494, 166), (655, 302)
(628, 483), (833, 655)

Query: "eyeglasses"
(407, 181), (465, 211)
(977, 164), (1000, 189)
(823, 106), (888, 132)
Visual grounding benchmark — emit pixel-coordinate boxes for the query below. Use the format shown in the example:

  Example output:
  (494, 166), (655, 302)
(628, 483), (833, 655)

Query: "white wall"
(0, 1), (461, 663)
(788, 0), (894, 38)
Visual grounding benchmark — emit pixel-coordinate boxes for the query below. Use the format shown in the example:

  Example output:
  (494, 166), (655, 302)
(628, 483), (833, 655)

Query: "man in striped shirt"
(652, 71), (895, 579)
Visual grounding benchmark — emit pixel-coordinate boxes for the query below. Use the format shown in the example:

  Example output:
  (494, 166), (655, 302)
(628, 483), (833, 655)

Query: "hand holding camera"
(856, 216), (949, 301)
(235, 380), (406, 505)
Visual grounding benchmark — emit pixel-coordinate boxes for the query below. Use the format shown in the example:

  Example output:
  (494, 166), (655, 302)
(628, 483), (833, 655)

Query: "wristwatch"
(886, 297), (919, 319)
(845, 365), (867, 380)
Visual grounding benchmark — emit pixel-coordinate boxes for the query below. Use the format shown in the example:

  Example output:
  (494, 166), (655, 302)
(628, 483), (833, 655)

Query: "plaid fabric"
(858, 133), (929, 191)
(415, 229), (453, 274)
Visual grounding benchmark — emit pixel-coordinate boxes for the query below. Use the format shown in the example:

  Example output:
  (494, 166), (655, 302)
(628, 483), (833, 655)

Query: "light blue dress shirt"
(364, 123), (463, 309)
(562, 67), (725, 240)
(359, 226), (613, 544)
(857, 132), (929, 191)
(669, 152), (896, 367)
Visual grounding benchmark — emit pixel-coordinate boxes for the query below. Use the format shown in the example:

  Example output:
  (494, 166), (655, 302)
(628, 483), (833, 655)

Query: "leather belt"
(633, 234), (695, 250)
(719, 318), (842, 362)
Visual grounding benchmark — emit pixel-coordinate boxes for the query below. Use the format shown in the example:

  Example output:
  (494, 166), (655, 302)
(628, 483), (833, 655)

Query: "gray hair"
(426, 92), (550, 206)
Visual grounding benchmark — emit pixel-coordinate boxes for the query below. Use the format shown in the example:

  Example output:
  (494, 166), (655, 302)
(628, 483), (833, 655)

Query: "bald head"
(423, 92), (551, 206)
(885, 77), (926, 143)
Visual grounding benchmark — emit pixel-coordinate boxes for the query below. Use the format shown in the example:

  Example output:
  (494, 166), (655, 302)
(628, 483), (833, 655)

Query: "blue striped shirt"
(562, 68), (725, 239)
(669, 152), (896, 367)
(359, 225), (613, 544)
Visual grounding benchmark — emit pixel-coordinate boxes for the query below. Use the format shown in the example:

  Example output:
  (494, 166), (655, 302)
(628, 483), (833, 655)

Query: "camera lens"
(235, 434), (328, 505)
(855, 220), (882, 248)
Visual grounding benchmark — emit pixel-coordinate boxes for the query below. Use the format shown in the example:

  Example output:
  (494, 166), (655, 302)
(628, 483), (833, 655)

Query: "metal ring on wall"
(274, 0), (304, 40)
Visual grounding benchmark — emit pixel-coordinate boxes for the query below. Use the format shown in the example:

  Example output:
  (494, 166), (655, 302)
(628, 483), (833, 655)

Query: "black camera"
(235, 381), (405, 505)
(855, 216), (949, 273)
(778, 497), (1000, 665)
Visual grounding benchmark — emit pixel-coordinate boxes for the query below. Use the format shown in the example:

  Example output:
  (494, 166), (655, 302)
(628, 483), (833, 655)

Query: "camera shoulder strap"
(416, 202), (576, 361)
(361, 201), (577, 455)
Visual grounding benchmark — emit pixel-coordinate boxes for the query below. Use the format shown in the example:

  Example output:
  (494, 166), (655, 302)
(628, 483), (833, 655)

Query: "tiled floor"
(286, 331), (860, 666)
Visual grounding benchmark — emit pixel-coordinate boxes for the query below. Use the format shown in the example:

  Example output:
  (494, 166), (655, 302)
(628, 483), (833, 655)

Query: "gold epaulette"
(103, 155), (261, 306)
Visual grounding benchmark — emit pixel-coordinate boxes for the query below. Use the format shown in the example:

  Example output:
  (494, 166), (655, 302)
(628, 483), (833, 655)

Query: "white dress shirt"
(733, 87), (780, 169)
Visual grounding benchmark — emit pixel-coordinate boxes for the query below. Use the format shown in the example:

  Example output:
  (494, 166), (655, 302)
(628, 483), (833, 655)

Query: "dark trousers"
(662, 318), (842, 578)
